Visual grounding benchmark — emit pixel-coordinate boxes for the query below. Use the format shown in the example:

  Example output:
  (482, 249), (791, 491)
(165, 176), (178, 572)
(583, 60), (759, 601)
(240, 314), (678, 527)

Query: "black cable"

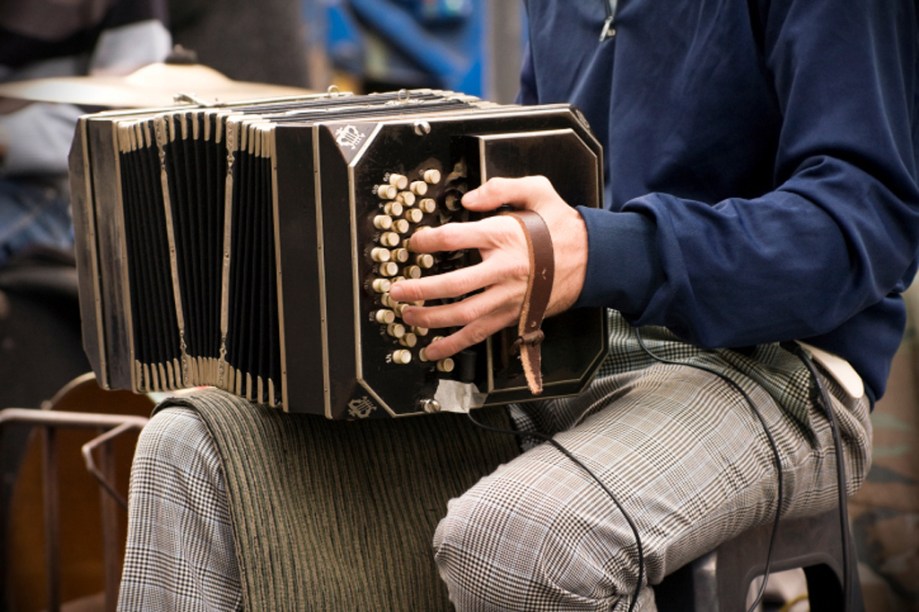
(466, 408), (645, 612)
(465, 322), (812, 611)
(633, 330), (785, 612)
(784, 342), (853, 611)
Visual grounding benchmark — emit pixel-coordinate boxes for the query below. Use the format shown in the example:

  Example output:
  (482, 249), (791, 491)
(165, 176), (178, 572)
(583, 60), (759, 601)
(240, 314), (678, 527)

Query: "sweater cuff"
(572, 206), (662, 316)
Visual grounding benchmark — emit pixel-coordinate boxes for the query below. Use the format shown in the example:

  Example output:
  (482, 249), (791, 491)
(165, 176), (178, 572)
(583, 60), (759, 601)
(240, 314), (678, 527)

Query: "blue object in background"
(310, 0), (522, 100)
(322, 0), (364, 75)
(394, 0), (472, 25)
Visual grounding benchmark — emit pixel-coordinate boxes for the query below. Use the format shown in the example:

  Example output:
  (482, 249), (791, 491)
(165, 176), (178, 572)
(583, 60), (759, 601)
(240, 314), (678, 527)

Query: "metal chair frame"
(0, 408), (148, 612)
(655, 508), (864, 611)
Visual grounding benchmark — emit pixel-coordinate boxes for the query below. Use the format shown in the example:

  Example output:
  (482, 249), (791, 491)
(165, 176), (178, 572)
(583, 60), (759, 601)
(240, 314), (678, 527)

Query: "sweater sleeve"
(575, 0), (919, 349)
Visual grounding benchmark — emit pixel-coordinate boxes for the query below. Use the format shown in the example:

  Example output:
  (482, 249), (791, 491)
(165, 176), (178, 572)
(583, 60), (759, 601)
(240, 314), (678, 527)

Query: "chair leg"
(805, 564), (845, 612)
(656, 510), (864, 612)
(803, 550), (865, 612)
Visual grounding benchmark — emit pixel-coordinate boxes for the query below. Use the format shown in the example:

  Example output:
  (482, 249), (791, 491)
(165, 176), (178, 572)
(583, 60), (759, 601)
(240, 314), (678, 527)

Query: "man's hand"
(388, 175), (588, 361)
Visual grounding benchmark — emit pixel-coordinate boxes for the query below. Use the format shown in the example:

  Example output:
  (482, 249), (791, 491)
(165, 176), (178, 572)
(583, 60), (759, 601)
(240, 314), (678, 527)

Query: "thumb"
(461, 175), (556, 213)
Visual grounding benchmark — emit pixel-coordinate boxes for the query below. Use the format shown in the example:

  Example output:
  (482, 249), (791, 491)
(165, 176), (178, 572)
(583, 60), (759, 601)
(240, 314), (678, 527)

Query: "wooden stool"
(655, 509), (863, 611)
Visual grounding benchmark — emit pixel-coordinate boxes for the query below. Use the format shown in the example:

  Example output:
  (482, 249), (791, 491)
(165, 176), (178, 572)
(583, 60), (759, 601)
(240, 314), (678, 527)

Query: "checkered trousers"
(118, 408), (242, 611)
(432, 313), (872, 610)
(117, 312), (871, 611)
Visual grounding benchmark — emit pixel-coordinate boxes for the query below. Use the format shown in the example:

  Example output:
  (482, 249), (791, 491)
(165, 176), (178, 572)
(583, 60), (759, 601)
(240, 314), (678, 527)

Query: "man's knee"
(132, 406), (224, 503)
(432, 461), (633, 610)
(135, 407), (212, 462)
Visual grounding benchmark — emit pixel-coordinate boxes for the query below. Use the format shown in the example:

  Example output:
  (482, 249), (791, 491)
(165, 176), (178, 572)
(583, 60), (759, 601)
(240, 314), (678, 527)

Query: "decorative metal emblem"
(347, 395), (376, 419)
(335, 125), (365, 150)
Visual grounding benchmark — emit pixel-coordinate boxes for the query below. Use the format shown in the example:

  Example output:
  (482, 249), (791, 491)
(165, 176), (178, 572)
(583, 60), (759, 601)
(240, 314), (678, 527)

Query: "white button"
(383, 201), (404, 217)
(393, 219), (410, 234)
(370, 247), (391, 262)
(387, 323), (406, 338)
(423, 168), (441, 184)
(388, 173), (408, 189)
(376, 184), (397, 200)
(391, 349), (412, 365)
(372, 215), (393, 230)
(374, 309), (396, 324)
(378, 261), (400, 277)
(397, 191), (416, 207)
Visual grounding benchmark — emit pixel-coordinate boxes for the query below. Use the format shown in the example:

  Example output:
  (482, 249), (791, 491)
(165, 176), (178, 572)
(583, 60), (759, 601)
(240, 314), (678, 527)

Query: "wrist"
(548, 206), (589, 315)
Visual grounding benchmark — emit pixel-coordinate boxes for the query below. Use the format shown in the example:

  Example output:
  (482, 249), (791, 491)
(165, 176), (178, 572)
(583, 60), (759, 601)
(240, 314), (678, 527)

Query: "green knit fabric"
(158, 389), (522, 611)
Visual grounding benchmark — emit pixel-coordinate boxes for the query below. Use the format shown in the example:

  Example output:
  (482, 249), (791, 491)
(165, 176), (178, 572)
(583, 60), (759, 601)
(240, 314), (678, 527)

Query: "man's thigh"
(434, 352), (871, 609)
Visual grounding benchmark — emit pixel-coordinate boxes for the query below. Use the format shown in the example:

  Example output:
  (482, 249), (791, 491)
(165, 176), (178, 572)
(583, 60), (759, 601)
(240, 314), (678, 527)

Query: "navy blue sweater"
(519, 0), (919, 399)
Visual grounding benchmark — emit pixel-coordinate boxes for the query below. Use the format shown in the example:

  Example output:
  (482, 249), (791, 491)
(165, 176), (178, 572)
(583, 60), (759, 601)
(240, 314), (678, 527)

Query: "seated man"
(118, 1), (919, 610)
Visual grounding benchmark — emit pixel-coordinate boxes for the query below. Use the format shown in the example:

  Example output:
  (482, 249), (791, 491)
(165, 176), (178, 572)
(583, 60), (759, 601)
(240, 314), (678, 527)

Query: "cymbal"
(0, 62), (313, 108)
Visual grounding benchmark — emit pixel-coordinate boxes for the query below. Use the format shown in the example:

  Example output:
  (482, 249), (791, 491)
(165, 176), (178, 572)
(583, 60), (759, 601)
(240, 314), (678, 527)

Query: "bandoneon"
(69, 89), (609, 418)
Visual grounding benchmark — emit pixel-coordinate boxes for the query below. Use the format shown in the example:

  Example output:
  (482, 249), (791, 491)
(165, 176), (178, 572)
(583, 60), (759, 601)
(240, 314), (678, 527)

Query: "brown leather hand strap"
(504, 209), (554, 395)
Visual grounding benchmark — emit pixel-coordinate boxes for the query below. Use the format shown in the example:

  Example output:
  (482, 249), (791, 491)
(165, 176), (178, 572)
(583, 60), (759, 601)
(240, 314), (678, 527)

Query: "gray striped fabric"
(434, 314), (872, 609)
(119, 311), (872, 610)
(118, 408), (243, 611)
(119, 393), (521, 611)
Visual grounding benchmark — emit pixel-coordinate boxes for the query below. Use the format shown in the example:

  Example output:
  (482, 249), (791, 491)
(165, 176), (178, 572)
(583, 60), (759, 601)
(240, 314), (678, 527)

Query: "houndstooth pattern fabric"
(118, 408), (242, 611)
(118, 312), (872, 611)
(433, 313), (872, 610)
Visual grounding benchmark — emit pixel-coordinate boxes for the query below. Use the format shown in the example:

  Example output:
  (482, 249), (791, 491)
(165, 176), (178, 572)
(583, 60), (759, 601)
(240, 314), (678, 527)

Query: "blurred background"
(0, 1), (915, 611)
(174, 0), (525, 102)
